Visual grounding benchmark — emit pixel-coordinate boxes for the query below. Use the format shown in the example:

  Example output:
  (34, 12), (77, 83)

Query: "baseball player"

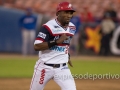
(19, 8), (37, 55)
(30, 2), (76, 90)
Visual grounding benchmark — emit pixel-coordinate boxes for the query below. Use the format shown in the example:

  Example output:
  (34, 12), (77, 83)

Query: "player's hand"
(56, 33), (68, 44)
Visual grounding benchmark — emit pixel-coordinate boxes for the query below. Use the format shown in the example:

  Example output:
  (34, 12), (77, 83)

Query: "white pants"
(22, 29), (36, 55)
(30, 61), (76, 90)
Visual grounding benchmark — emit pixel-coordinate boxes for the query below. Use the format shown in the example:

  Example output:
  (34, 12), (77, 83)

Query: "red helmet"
(56, 2), (75, 13)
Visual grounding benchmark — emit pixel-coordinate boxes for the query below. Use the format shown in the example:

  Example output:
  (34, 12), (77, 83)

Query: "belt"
(44, 63), (66, 68)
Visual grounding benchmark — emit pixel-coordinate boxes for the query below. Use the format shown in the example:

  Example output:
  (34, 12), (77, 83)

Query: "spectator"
(80, 6), (94, 23)
(19, 8), (37, 55)
(70, 12), (81, 55)
(93, 6), (104, 24)
(103, 5), (118, 23)
(99, 14), (116, 56)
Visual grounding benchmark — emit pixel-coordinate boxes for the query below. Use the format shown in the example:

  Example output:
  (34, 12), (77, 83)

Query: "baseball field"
(0, 54), (120, 90)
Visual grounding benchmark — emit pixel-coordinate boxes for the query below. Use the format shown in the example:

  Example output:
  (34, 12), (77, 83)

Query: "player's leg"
(29, 30), (36, 54)
(22, 29), (29, 55)
(30, 66), (53, 90)
(53, 66), (76, 90)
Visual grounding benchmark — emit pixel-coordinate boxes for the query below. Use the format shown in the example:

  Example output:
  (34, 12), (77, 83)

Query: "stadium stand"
(0, 0), (120, 22)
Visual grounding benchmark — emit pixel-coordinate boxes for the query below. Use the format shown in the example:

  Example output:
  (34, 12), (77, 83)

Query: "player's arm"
(34, 42), (49, 51)
(34, 35), (67, 50)
(34, 26), (68, 51)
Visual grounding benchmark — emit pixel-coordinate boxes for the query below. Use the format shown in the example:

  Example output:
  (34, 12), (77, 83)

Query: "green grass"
(0, 57), (37, 78)
(70, 60), (120, 74)
(0, 56), (120, 78)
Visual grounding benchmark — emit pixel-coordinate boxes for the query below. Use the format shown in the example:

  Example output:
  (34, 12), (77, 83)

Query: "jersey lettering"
(50, 46), (65, 52)
(39, 69), (45, 84)
(23, 18), (34, 23)
(38, 32), (46, 39)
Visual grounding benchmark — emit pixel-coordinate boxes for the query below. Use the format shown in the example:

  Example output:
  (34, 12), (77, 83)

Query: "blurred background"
(0, 0), (120, 56)
(0, 0), (120, 90)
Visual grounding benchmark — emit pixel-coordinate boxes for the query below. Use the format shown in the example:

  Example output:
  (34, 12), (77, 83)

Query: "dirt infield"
(0, 78), (120, 90)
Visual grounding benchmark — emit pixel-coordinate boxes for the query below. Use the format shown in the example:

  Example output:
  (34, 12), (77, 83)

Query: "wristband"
(48, 40), (57, 48)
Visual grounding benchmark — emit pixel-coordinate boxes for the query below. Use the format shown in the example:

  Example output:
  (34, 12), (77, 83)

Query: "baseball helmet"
(56, 2), (75, 13)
